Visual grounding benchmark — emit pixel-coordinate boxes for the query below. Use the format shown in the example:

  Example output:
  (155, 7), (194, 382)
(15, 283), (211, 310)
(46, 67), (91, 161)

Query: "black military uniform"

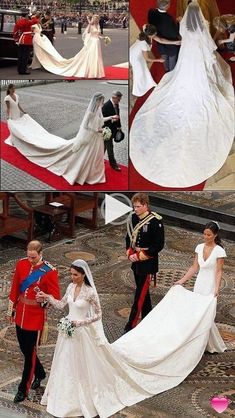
(41, 13), (55, 44)
(125, 211), (164, 332)
(148, 8), (180, 71)
(102, 99), (121, 170)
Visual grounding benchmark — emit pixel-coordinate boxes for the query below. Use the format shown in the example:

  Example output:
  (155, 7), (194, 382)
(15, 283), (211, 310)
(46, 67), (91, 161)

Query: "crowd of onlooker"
(0, 0), (129, 13)
(0, 0), (129, 28)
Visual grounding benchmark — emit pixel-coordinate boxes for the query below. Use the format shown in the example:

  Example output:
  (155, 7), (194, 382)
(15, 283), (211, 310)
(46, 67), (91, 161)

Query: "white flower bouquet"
(104, 36), (111, 46)
(102, 126), (112, 141)
(57, 317), (76, 337)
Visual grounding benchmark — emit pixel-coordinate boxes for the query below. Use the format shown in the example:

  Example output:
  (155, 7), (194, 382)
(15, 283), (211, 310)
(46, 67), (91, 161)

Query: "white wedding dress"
(32, 24), (105, 78)
(130, 3), (235, 187)
(5, 94), (109, 185)
(41, 274), (223, 417)
(194, 243), (227, 353)
(130, 40), (157, 96)
(4, 94), (21, 120)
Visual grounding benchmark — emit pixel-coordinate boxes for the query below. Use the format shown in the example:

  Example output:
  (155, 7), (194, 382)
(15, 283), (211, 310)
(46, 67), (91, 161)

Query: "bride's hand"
(112, 115), (119, 121)
(214, 290), (219, 297)
(98, 128), (103, 133)
(173, 279), (184, 286)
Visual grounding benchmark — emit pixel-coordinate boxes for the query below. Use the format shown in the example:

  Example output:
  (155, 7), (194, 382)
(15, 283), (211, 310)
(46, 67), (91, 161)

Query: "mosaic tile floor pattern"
(0, 223), (234, 418)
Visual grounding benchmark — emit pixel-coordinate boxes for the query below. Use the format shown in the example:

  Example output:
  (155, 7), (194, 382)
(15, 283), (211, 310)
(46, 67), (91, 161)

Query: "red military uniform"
(8, 257), (60, 399)
(8, 258), (60, 330)
(13, 16), (38, 75)
(13, 17), (38, 45)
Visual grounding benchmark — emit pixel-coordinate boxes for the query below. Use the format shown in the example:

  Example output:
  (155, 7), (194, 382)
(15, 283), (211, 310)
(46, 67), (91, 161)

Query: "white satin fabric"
(6, 112), (106, 185)
(130, 5), (234, 188)
(4, 94), (21, 120)
(130, 40), (157, 96)
(194, 243), (227, 353)
(40, 281), (219, 418)
(32, 24), (105, 78)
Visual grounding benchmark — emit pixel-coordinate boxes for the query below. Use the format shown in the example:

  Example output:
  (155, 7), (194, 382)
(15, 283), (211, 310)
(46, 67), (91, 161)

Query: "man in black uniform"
(41, 10), (55, 44)
(148, 0), (180, 71)
(125, 193), (164, 333)
(102, 90), (122, 172)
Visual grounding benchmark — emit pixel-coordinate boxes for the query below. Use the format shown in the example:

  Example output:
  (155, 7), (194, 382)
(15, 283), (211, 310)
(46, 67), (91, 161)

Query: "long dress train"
(5, 106), (107, 185)
(130, 4), (234, 188)
(32, 24), (105, 78)
(41, 280), (222, 418)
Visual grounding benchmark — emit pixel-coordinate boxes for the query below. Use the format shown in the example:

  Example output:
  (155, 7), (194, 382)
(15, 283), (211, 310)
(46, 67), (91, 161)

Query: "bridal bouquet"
(104, 36), (111, 46)
(102, 126), (112, 141)
(57, 317), (76, 337)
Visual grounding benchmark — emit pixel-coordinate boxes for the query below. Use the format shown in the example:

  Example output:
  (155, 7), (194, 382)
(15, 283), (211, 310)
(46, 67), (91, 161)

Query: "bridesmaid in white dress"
(4, 84), (26, 120)
(6, 92), (119, 185)
(32, 15), (105, 78)
(130, 24), (181, 96)
(175, 221), (227, 353)
(36, 256), (220, 418)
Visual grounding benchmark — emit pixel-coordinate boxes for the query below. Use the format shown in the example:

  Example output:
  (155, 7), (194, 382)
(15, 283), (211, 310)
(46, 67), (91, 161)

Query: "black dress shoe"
(18, 71), (31, 75)
(31, 376), (45, 390)
(14, 391), (26, 403)
(111, 164), (121, 171)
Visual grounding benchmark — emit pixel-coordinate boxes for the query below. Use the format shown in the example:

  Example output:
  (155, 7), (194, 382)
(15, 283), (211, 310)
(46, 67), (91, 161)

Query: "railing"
(1, 79), (63, 88)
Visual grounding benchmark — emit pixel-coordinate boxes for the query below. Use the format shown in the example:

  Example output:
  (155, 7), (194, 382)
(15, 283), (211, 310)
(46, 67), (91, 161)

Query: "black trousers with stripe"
(16, 325), (45, 395)
(124, 273), (152, 332)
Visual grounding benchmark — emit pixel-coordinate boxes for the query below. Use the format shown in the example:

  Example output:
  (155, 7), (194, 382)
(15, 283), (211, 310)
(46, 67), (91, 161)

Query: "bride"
(5, 92), (119, 185)
(130, 1), (234, 188)
(31, 14), (105, 78)
(36, 252), (224, 418)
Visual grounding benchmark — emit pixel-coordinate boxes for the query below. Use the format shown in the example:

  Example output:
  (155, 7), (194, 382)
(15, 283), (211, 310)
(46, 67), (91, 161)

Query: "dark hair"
(70, 264), (91, 286)
(139, 24), (157, 45)
(7, 83), (15, 95)
(204, 222), (223, 247)
(186, 3), (204, 32)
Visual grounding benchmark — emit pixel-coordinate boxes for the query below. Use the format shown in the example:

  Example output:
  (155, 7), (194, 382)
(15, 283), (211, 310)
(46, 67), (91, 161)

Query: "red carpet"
(1, 122), (128, 191)
(130, 0), (234, 191)
(66, 66), (128, 80)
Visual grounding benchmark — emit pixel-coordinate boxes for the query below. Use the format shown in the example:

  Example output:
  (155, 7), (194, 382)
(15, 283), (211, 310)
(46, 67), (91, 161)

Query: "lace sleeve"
(75, 289), (102, 327)
(47, 284), (71, 310)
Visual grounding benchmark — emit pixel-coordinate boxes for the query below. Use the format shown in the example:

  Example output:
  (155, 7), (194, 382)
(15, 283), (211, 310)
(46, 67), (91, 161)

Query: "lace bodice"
(48, 283), (102, 326)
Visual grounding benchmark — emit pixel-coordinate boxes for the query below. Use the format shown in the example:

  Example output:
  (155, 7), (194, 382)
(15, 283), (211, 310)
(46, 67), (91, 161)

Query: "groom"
(124, 193), (165, 333)
(102, 91), (123, 171)
(148, 0), (180, 72)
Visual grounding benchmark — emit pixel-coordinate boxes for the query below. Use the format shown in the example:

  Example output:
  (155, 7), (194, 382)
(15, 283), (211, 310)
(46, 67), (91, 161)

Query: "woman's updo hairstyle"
(139, 24), (157, 45)
(70, 264), (91, 286)
(204, 221), (223, 247)
(7, 83), (15, 95)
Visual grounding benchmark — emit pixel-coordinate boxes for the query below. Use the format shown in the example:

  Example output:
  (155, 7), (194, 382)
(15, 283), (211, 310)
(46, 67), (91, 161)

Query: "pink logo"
(210, 396), (230, 414)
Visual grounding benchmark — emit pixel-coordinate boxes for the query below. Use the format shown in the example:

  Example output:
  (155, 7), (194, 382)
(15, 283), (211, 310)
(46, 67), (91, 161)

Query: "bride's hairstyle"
(186, 3), (204, 32)
(7, 83), (15, 95)
(89, 92), (105, 113)
(70, 264), (92, 287)
(204, 221), (223, 247)
(139, 24), (157, 45)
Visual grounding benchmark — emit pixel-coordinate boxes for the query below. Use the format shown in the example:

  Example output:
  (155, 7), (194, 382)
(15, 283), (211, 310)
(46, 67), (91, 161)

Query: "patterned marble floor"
(0, 222), (234, 418)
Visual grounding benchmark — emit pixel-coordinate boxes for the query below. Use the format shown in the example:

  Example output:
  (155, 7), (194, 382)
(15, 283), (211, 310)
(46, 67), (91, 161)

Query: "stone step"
(151, 206), (235, 241)
(149, 194), (235, 225)
(148, 194), (235, 241)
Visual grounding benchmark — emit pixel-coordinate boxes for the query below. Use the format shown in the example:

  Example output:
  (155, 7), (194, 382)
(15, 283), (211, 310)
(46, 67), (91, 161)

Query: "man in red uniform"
(13, 9), (38, 75)
(7, 240), (60, 403)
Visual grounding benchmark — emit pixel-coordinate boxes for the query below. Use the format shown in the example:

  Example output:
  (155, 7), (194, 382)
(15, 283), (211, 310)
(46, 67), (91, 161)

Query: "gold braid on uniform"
(44, 260), (56, 270)
(127, 212), (162, 250)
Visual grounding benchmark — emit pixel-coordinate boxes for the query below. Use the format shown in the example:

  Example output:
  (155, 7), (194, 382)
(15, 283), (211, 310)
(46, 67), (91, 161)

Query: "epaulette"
(44, 260), (56, 271)
(152, 211), (162, 220)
